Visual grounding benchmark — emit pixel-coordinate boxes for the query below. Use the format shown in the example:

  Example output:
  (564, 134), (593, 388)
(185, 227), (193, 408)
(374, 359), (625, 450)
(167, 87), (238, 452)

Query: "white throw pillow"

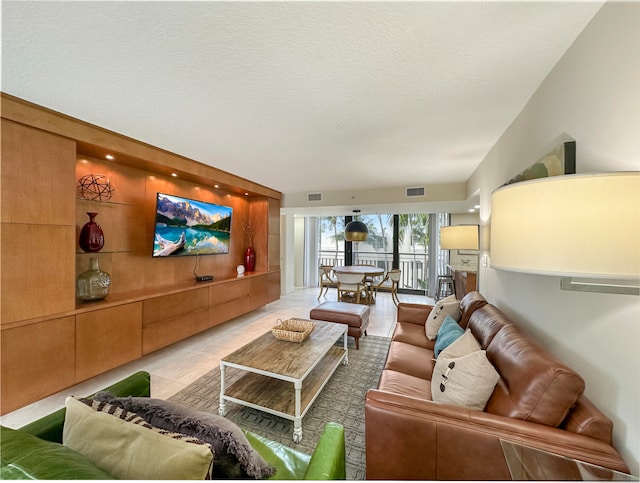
(438, 329), (480, 359)
(63, 397), (214, 480)
(439, 294), (457, 304)
(426, 301), (461, 340)
(431, 350), (500, 411)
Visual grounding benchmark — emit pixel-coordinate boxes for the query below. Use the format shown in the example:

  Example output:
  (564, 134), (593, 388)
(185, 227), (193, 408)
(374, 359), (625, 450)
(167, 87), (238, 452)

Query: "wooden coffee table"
(219, 320), (348, 443)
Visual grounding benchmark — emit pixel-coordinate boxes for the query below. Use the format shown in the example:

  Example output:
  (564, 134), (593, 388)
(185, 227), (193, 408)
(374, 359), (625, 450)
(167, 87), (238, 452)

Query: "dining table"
(332, 265), (386, 304)
(332, 265), (385, 277)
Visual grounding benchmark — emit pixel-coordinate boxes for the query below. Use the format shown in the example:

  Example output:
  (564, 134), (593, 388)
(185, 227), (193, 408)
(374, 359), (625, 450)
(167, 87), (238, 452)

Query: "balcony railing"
(319, 250), (430, 293)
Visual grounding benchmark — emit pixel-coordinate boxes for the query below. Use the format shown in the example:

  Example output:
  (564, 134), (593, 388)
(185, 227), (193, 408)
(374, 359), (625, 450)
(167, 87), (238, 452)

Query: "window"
(317, 213), (448, 296)
(319, 216), (345, 267)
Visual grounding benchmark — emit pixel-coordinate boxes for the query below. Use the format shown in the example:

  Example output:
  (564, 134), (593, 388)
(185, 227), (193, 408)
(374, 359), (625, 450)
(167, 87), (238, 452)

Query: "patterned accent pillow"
(431, 350), (500, 411)
(426, 301), (461, 340)
(63, 397), (214, 479)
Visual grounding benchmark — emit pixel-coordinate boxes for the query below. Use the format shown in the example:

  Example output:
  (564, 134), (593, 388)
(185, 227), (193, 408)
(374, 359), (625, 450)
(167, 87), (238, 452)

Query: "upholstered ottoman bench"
(310, 302), (370, 349)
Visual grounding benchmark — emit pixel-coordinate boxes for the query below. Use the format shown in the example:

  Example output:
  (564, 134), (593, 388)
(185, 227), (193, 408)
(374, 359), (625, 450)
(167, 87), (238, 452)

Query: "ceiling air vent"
(307, 192), (323, 202)
(405, 186), (425, 198)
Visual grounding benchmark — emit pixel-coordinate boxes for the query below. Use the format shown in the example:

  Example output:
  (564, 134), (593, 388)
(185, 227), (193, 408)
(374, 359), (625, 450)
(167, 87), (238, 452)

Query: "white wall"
(294, 216), (305, 287)
(280, 214), (296, 294)
(469, 2), (640, 473)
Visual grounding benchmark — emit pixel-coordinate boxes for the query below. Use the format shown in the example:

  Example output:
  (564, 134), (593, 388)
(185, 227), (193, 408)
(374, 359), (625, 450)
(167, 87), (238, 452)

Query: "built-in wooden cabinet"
(76, 303), (143, 381)
(1, 94), (281, 414)
(0, 317), (77, 414)
(142, 288), (210, 355)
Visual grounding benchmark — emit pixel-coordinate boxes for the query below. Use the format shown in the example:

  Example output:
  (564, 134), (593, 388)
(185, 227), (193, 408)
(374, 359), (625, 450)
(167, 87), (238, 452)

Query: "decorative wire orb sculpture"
(77, 174), (115, 201)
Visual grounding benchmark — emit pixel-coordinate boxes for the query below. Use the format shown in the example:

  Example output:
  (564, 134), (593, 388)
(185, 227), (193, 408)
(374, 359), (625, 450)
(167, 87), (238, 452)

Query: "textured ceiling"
(2, 1), (603, 200)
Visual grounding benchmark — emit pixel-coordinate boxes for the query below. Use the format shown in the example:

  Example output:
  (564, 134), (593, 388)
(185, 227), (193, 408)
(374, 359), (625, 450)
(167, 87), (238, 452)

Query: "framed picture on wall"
(505, 140), (576, 186)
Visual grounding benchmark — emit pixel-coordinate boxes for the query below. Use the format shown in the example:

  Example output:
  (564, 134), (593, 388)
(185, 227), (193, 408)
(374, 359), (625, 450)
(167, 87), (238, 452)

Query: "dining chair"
(373, 269), (402, 306)
(317, 265), (338, 300)
(335, 271), (367, 304)
(352, 264), (379, 303)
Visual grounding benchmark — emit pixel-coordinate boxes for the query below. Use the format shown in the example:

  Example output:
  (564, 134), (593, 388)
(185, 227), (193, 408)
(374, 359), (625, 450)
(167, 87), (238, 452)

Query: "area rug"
(169, 334), (391, 480)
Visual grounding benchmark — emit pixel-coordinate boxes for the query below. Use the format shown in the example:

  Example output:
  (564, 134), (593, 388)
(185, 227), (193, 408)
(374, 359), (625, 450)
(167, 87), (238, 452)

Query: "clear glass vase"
(77, 257), (111, 300)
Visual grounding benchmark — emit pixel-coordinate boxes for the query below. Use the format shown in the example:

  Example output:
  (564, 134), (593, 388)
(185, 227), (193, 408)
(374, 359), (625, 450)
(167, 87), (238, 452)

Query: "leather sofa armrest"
(365, 389), (630, 480)
(397, 303), (432, 327)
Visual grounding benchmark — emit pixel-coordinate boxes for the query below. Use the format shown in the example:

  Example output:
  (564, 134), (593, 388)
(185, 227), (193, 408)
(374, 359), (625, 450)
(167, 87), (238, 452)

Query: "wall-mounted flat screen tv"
(152, 193), (232, 257)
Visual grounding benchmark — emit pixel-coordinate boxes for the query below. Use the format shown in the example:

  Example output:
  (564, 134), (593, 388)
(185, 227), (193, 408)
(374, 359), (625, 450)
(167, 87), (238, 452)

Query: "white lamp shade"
(491, 172), (640, 279)
(440, 225), (479, 250)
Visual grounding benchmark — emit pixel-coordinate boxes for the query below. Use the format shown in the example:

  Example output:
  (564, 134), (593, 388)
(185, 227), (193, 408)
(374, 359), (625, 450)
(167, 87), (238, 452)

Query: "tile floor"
(1, 286), (433, 429)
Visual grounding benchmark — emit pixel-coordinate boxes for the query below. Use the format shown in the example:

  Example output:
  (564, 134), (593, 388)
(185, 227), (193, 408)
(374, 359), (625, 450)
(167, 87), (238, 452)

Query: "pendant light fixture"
(345, 209), (368, 242)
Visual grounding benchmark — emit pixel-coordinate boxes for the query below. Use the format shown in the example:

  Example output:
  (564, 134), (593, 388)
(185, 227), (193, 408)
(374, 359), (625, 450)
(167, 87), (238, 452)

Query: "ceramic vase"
(79, 212), (104, 252)
(77, 257), (111, 301)
(244, 246), (256, 272)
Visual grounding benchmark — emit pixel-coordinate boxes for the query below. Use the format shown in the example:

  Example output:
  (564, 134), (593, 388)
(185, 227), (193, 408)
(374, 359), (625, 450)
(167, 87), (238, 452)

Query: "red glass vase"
(79, 212), (105, 252)
(244, 246), (256, 272)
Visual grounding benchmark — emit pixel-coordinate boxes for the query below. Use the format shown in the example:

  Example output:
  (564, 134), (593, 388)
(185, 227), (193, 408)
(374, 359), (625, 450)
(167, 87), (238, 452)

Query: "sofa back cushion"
(458, 291), (488, 328)
(467, 304), (509, 349)
(484, 325), (585, 427)
(397, 302), (432, 325)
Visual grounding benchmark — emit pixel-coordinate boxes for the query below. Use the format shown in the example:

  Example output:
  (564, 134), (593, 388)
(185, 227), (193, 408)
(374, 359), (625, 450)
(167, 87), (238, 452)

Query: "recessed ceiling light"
(474, 205), (480, 209)
(468, 209), (475, 212)
(171, 173), (178, 177)
(105, 154), (114, 160)
(214, 184), (220, 189)
(244, 192), (249, 196)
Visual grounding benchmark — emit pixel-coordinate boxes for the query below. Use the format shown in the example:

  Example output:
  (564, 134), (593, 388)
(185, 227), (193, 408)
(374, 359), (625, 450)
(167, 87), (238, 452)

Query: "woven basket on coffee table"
(271, 318), (315, 343)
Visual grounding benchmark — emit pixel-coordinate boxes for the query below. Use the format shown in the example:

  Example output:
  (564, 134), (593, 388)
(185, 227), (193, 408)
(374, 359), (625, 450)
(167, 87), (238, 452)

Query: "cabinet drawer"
(142, 288), (209, 326)
(143, 307), (209, 354)
(209, 278), (250, 305)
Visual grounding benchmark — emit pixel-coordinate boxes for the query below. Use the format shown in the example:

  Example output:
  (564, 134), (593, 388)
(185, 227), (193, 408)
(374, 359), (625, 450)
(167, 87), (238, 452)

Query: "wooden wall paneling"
(2, 224), (76, 323)
(268, 233), (280, 272)
(76, 252), (113, 290)
(1, 120), (75, 225)
(108, 252), (146, 295)
(3, 94), (281, 200)
(0, 317), (76, 415)
(1, 119), (77, 324)
(76, 155), (147, 206)
(76, 201), (143, 254)
(75, 303), (142, 382)
(231, 196), (251, 273)
(267, 270), (281, 304)
(252, 199), (269, 272)
(268, 198), (281, 271)
(249, 275), (269, 310)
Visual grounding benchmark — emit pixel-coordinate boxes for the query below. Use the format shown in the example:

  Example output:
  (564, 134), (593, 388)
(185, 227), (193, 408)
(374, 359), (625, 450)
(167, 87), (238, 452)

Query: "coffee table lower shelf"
(220, 345), (346, 443)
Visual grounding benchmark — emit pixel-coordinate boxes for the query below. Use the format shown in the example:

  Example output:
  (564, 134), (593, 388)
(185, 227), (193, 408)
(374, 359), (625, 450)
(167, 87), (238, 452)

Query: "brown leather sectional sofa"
(365, 292), (630, 480)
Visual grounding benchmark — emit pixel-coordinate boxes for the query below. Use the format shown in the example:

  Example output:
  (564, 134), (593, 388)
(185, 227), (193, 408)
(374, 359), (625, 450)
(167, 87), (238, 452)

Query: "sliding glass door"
(316, 212), (448, 296)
